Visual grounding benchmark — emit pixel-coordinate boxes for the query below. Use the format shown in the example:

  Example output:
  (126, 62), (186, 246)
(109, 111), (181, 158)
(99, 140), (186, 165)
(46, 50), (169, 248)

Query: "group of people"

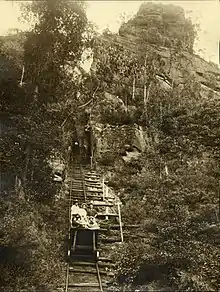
(70, 200), (100, 229)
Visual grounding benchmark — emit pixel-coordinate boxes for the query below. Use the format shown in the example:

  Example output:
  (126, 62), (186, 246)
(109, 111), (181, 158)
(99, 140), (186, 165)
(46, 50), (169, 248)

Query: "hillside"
(84, 3), (220, 291)
(0, 1), (219, 291)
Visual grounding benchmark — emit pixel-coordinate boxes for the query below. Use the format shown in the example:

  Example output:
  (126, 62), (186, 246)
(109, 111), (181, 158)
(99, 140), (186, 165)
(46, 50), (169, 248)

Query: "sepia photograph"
(0, 0), (219, 291)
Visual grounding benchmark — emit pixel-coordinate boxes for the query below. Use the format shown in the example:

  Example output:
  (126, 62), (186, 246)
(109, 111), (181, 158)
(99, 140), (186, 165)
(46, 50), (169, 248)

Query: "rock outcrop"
(88, 2), (220, 165)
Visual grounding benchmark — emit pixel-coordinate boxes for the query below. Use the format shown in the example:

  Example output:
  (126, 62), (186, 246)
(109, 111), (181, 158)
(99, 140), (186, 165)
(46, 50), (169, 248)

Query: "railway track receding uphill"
(65, 161), (118, 292)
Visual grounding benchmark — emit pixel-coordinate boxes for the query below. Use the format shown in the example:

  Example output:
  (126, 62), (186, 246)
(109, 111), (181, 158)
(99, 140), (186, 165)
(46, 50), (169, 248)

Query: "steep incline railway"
(65, 158), (122, 292)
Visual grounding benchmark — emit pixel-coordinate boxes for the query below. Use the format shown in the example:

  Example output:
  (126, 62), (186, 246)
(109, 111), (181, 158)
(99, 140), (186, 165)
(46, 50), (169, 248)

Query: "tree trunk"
(23, 144), (31, 184)
(19, 65), (25, 87)
(160, 101), (163, 125)
(125, 91), (128, 112)
(132, 77), (136, 100)
(146, 81), (152, 104)
(143, 84), (147, 105)
(143, 53), (147, 105)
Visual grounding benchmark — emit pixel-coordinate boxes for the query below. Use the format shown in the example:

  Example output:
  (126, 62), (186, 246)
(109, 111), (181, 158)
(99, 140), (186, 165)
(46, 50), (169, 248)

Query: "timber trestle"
(65, 157), (123, 292)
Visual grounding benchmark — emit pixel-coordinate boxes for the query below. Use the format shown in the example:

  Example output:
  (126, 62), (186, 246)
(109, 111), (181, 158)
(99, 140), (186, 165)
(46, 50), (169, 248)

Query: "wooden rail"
(96, 263), (104, 292)
(117, 202), (124, 243)
(65, 156), (123, 291)
(80, 164), (87, 202)
(65, 264), (70, 292)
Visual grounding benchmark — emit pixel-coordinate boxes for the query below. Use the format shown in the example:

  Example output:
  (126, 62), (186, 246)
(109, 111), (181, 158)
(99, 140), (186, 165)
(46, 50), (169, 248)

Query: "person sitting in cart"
(80, 203), (88, 218)
(71, 200), (80, 214)
(70, 200), (80, 225)
(86, 202), (100, 229)
(88, 216), (100, 230)
(87, 202), (97, 217)
(72, 213), (81, 227)
(78, 203), (90, 228)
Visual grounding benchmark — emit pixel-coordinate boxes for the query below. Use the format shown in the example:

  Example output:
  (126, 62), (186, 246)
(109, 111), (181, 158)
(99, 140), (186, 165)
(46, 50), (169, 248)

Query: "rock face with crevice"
(89, 2), (220, 168)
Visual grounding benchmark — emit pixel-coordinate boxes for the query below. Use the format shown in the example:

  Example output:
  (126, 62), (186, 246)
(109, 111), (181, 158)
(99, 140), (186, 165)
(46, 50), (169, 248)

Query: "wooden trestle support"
(65, 161), (123, 292)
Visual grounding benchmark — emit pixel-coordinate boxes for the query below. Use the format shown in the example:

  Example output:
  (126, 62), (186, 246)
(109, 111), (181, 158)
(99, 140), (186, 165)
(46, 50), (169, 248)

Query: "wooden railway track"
(65, 157), (122, 292)
(65, 261), (104, 292)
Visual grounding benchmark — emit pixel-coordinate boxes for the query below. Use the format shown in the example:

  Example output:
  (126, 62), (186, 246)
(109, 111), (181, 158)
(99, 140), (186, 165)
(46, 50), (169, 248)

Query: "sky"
(0, 0), (220, 64)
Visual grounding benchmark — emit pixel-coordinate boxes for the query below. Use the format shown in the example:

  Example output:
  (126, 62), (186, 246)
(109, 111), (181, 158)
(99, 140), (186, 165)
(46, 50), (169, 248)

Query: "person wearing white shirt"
(71, 200), (81, 226)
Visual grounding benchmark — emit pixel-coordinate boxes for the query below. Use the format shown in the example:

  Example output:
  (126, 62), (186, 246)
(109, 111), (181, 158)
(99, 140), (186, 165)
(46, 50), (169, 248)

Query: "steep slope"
(85, 3), (220, 291)
(89, 3), (220, 161)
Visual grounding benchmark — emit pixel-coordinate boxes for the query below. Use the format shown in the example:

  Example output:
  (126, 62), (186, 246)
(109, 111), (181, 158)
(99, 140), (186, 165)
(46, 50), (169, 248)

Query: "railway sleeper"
(85, 179), (101, 183)
(84, 174), (101, 177)
(97, 261), (115, 268)
(97, 213), (118, 218)
(91, 202), (114, 207)
(71, 189), (84, 193)
(85, 181), (101, 185)
(68, 282), (107, 288)
(85, 173), (101, 177)
(71, 261), (96, 266)
(71, 182), (84, 185)
(85, 179), (101, 184)
(84, 174), (100, 177)
(70, 260), (115, 268)
(100, 237), (122, 243)
(87, 188), (103, 192)
(86, 185), (102, 189)
(69, 268), (114, 277)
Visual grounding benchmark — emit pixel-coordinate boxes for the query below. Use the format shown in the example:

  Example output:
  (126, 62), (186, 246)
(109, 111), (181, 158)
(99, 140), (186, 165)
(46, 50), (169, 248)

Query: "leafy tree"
(22, 0), (91, 104)
(0, 1), (94, 290)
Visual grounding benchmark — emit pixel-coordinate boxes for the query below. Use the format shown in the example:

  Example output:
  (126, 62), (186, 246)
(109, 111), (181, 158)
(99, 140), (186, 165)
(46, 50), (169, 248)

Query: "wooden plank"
(86, 172), (101, 176)
(85, 181), (100, 184)
(85, 177), (100, 180)
(117, 202), (124, 242)
(68, 283), (101, 287)
(71, 183), (83, 185)
(97, 261), (115, 267)
(65, 263), (69, 292)
(97, 213), (118, 217)
(108, 224), (142, 229)
(87, 185), (103, 189)
(92, 202), (114, 207)
(71, 189), (84, 192)
(69, 269), (114, 276)
(71, 262), (96, 266)
(95, 262), (103, 292)
(87, 188), (103, 192)
(98, 257), (113, 262)
(71, 181), (83, 183)
(87, 189), (103, 193)
(69, 269), (96, 274)
(85, 180), (101, 183)
(85, 182), (102, 187)
(100, 237), (121, 243)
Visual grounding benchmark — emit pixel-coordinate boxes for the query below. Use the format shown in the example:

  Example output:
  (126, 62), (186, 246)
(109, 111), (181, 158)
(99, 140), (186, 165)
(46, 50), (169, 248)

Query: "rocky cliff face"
(89, 2), (220, 167)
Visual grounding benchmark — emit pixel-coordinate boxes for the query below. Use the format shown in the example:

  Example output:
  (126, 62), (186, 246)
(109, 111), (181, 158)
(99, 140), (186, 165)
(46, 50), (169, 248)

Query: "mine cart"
(69, 228), (99, 261)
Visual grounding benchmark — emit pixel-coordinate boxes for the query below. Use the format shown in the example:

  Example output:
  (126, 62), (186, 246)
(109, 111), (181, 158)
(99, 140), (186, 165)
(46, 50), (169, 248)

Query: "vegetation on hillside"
(91, 4), (219, 291)
(0, 0), (93, 290)
(0, 1), (219, 291)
